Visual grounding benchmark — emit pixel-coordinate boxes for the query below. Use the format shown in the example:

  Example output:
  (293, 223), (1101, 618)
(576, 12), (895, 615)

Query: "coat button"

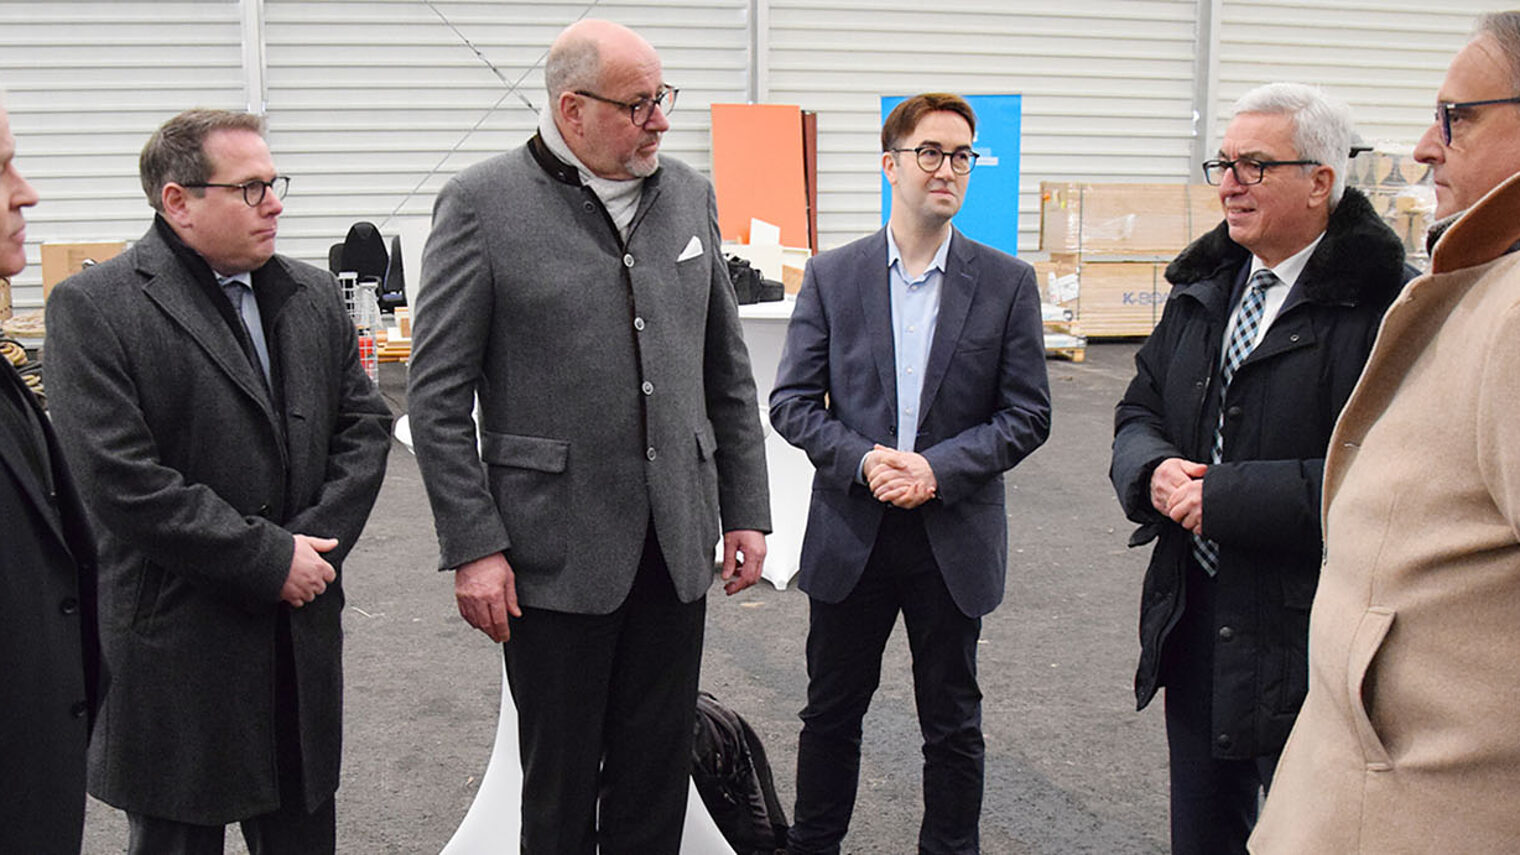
(1226, 405), (1242, 418)
(71, 701), (88, 719)
(646, 447), (657, 461)
(47, 490), (58, 504)
(623, 254), (635, 268)
(60, 598), (79, 616)
(257, 503), (270, 517)
(583, 201), (595, 213)
(633, 317), (645, 331)
(1218, 625), (1235, 641)
(641, 381), (654, 396)
(1216, 733), (1233, 749)
(1290, 334), (1301, 342)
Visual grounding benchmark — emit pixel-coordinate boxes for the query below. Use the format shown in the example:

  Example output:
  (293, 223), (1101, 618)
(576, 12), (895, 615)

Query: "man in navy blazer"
(770, 93), (1051, 855)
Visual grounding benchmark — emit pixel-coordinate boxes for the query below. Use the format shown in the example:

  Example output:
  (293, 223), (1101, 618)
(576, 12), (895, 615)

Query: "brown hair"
(139, 109), (265, 212)
(881, 93), (976, 151)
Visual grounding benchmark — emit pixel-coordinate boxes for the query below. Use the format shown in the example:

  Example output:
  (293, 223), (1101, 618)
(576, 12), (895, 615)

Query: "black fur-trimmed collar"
(1165, 186), (1405, 305)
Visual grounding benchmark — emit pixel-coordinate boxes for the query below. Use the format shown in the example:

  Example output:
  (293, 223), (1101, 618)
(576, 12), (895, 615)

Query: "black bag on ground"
(691, 690), (790, 854)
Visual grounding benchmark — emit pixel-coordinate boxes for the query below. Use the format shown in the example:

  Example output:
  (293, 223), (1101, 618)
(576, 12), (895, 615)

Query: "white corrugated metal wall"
(261, 0), (751, 266)
(0, 1), (246, 309)
(1, 0), (1512, 308)
(763, 0), (1201, 250)
(1208, 0), (1503, 151)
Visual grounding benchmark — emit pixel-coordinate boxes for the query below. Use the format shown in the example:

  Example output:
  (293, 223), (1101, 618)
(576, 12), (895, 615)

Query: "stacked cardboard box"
(1037, 182), (1221, 338)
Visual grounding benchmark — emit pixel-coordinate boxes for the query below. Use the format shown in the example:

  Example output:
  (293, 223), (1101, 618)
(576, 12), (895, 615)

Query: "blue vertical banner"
(881, 94), (1021, 256)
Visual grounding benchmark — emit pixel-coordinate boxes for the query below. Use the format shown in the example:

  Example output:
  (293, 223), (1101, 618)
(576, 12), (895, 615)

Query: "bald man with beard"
(408, 19), (770, 855)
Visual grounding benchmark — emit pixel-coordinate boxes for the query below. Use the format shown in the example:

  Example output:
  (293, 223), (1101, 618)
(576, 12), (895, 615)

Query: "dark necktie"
(219, 275), (271, 385)
(1193, 268), (1278, 575)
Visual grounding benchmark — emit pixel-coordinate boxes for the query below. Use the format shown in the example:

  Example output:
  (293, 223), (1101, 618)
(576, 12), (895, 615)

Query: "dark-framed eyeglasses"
(1201, 158), (1319, 186)
(574, 85), (678, 127)
(181, 175), (290, 207)
(1433, 97), (1520, 145)
(888, 145), (979, 175)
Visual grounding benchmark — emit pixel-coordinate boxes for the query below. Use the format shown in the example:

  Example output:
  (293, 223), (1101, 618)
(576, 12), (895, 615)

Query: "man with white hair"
(1110, 82), (1413, 854)
(1251, 12), (1520, 852)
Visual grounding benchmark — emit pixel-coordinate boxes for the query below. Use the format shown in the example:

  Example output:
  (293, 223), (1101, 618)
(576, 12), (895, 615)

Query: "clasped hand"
(864, 444), (937, 509)
(1150, 457), (1207, 535)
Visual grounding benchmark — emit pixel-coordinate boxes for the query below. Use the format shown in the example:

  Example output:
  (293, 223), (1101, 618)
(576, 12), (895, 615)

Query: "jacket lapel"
(858, 229), (898, 415)
(135, 230), (279, 426)
(918, 230), (978, 420)
(0, 363), (68, 546)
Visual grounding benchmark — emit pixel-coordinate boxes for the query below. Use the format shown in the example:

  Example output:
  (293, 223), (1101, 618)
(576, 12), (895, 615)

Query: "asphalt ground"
(81, 340), (1169, 854)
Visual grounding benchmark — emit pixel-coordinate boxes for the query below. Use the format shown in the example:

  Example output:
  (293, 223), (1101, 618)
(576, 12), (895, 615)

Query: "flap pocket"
(480, 431), (569, 473)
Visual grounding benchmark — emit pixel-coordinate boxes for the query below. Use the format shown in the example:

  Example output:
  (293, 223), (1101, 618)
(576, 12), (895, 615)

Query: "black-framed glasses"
(1201, 158), (1319, 186)
(574, 85), (678, 127)
(181, 175), (289, 207)
(1434, 97), (1520, 145)
(888, 145), (979, 175)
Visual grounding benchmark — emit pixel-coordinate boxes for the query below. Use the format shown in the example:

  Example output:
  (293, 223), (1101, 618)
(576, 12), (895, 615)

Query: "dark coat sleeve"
(768, 254), (877, 490)
(407, 175), (513, 570)
(279, 278), (392, 565)
(1111, 303), (1190, 529)
(917, 260), (1051, 505)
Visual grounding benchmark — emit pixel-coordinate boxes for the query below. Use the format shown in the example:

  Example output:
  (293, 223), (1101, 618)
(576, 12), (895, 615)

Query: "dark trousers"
(126, 799), (335, 855)
(790, 508), (984, 855)
(127, 615), (334, 855)
(1160, 559), (1277, 855)
(503, 525), (705, 855)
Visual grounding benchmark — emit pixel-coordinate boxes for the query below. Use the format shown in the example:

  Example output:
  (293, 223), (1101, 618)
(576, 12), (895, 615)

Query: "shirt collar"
(1249, 231), (1324, 290)
(215, 270), (253, 288)
(885, 226), (954, 278)
(537, 105), (646, 194)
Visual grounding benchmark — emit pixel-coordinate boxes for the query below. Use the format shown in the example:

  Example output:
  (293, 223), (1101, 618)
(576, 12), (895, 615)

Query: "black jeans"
(790, 508), (984, 855)
(503, 525), (705, 855)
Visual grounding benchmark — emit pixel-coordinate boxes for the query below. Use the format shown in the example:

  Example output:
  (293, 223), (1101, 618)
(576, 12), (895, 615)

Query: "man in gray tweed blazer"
(407, 18), (770, 855)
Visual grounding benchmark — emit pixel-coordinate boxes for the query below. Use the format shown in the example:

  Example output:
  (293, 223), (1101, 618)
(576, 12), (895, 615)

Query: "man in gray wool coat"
(46, 108), (392, 854)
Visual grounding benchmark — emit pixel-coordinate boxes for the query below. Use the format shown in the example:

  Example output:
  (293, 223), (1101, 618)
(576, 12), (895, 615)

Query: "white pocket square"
(677, 235), (703, 262)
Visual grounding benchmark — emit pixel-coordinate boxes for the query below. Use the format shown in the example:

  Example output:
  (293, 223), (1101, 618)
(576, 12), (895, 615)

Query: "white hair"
(1232, 82), (1354, 207)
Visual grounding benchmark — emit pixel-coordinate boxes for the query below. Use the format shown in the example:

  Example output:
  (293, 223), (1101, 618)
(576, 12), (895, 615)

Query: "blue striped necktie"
(1193, 268), (1278, 575)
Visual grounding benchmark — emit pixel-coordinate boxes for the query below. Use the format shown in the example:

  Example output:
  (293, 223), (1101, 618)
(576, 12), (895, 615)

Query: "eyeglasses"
(1433, 97), (1520, 145)
(181, 175), (290, 207)
(1201, 158), (1319, 186)
(574, 85), (678, 127)
(888, 145), (979, 175)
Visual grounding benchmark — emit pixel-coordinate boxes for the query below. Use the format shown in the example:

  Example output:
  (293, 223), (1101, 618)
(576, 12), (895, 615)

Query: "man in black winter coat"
(0, 97), (101, 855)
(1109, 82), (1414, 855)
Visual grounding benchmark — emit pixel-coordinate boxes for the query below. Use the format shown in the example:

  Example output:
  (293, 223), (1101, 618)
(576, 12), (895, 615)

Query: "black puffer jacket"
(1109, 187), (1414, 759)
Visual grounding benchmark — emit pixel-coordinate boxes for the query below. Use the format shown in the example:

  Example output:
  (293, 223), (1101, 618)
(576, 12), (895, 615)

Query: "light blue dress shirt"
(856, 227), (953, 484)
(885, 226), (951, 452)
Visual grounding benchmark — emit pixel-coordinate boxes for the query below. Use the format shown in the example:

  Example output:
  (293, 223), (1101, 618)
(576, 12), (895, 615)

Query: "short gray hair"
(1232, 82), (1353, 207)
(1475, 12), (1520, 93)
(139, 109), (265, 213)
(545, 35), (601, 101)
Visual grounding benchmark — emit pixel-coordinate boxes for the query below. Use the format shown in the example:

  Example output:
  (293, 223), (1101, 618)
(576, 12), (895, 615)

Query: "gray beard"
(625, 152), (659, 178)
